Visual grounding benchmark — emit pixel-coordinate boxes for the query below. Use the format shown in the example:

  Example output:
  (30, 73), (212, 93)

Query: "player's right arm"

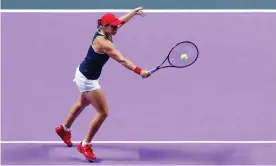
(99, 38), (150, 78)
(104, 41), (136, 71)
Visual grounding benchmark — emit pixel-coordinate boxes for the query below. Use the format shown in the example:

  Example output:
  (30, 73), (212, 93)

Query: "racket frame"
(150, 41), (199, 74)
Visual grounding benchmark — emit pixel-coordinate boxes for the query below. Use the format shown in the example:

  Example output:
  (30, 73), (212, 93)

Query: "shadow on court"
(1, 143), (253, 165)
(93, 144), (249, 165)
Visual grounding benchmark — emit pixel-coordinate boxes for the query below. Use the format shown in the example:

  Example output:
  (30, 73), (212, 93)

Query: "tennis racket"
(150, 41), (199, 74)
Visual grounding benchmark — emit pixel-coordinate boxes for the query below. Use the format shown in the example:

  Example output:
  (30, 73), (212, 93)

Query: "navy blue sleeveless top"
(79, 30), (111, 80)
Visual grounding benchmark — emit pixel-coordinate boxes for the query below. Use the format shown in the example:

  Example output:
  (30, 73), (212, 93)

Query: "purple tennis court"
(2, 12), (276, 165)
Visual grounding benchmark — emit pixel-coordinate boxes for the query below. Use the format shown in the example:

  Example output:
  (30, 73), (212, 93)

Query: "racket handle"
(150, 68), (158, 74)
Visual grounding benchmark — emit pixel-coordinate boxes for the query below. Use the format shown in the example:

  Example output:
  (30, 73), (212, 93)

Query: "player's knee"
(76, 100), (89, 109)
(98, 107), (108, 118)
(100, 110), (108, 118)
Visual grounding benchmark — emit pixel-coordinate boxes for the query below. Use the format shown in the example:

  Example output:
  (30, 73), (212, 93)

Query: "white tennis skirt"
(73, 66), (101, 92)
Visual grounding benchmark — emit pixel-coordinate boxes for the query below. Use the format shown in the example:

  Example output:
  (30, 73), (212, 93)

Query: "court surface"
(2, 12), (276, 165)
(1, 143), (276, 165)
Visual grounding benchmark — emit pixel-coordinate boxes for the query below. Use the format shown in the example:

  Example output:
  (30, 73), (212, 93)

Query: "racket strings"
(168, 42), (199, 68)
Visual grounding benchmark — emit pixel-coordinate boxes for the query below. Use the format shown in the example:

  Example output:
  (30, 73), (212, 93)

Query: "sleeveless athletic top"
(79, 30), (112, 80)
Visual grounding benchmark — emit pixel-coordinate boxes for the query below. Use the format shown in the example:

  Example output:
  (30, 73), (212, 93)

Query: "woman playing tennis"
(55, 7), (151, 161)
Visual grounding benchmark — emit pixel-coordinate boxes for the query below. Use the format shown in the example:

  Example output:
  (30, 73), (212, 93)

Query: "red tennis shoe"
(55, 125), (73, 147)
(77, 142), (97, 161)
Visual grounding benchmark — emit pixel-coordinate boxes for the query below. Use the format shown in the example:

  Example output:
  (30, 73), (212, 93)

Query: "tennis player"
(55, 7), (151, 161)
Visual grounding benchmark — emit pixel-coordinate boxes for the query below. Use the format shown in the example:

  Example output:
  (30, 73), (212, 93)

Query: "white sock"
(82, 141), (90, 146)
(62, 125), (70, 131)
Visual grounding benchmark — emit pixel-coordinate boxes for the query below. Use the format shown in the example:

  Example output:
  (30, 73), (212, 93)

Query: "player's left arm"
(118, 6), (146, 28)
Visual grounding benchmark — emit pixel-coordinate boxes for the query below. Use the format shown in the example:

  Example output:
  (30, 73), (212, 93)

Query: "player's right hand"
(140, 70), (151, 78)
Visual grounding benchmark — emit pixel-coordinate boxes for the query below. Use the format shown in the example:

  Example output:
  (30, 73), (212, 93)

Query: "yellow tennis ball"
(181, 54), (188, 60)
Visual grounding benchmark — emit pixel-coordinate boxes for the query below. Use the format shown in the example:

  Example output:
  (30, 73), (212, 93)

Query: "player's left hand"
(134, 6), (146, 17)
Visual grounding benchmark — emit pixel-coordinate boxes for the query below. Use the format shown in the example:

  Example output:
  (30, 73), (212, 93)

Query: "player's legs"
(63, 93), (90, 128)
(83, 88), (108, 143)
(77, 88), (108, 161)
(55, 93), (90, 147)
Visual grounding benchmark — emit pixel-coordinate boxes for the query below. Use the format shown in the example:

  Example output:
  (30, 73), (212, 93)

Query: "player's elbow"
(107, 50), (134, 70)
(118, 57), (134, 70)
(108, 50), (125, 64)
(118, 57), (127, 65)
(112, 53), (127, 64)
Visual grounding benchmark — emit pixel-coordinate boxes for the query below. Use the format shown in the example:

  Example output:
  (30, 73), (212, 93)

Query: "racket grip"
(150, 68), (158, 74)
